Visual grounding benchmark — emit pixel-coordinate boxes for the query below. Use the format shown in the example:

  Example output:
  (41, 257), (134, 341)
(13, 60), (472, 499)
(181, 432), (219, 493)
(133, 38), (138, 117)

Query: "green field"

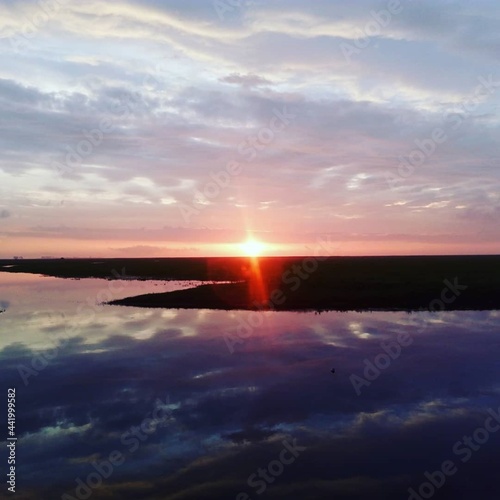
(1, 255), (499, 311)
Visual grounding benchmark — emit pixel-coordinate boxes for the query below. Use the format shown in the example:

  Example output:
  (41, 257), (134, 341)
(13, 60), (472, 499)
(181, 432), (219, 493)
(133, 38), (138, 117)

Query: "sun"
(240, 239), (266, 257)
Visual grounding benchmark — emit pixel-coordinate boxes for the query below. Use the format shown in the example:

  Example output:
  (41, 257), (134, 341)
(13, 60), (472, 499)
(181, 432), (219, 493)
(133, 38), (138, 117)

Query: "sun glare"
(240, 239), (266, 257)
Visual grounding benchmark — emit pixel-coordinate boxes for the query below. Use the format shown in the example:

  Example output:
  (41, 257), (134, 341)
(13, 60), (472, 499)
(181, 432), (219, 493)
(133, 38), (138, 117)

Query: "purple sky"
(1, 0), (499, 257)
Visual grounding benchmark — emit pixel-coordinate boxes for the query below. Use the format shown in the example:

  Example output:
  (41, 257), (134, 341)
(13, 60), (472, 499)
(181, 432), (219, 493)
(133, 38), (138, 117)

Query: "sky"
(0, 0), (499, 257)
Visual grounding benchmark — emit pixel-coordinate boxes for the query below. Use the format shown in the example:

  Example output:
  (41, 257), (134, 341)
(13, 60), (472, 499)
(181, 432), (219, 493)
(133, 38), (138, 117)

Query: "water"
(1, 272), (499, 499)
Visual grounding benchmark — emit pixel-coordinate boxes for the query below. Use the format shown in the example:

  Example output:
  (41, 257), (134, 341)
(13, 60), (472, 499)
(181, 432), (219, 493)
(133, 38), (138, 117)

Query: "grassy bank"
(1, 255), (499, 311)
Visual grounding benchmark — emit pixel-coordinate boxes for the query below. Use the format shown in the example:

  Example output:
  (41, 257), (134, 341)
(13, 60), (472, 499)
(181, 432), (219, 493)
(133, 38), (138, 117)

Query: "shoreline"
(2, 255), (499, 312)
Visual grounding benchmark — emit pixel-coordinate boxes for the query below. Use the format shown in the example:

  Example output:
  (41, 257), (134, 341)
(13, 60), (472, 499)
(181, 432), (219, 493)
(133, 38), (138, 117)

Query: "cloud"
(220, 73), (272, 88)
(111, 245), (200, 256)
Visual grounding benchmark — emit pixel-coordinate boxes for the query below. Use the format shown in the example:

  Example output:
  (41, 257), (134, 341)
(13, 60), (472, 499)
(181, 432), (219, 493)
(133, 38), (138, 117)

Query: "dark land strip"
(1, 255), (499, 312)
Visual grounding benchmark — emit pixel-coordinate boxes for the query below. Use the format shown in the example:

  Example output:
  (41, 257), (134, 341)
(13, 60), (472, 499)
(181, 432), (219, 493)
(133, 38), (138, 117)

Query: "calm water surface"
(1, 272), (499, 499)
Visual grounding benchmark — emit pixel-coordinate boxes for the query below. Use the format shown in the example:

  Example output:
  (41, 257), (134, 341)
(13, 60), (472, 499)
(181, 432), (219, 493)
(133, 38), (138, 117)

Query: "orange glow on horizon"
(2, 236), (499, 259)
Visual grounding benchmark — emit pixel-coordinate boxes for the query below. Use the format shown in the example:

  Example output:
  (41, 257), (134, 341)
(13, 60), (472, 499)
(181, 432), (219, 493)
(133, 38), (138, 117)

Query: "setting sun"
(240, 239), (266, 257)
